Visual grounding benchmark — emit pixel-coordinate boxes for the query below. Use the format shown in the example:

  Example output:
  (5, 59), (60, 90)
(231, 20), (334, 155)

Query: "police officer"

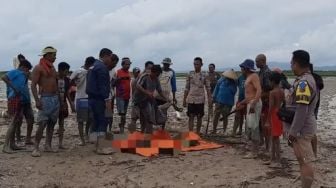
(289, 50), (318, 188)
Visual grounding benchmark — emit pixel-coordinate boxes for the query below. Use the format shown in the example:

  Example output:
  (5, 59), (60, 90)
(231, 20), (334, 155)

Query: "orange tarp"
(111, 130), (224, 157)
(181, 140), (223, 152)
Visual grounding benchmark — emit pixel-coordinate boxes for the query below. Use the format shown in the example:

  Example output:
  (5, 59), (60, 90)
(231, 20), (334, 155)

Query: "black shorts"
(187, 103), (204, 117)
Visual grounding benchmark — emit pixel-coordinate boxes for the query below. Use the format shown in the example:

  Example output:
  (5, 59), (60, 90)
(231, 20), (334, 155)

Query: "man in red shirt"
(115, 57), (131, 133)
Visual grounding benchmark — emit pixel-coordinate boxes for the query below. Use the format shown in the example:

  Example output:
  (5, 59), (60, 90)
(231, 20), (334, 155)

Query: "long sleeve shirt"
(212, 77), (237, 106)
(86, 60), (110, 100)
(289, 72), (317, 136)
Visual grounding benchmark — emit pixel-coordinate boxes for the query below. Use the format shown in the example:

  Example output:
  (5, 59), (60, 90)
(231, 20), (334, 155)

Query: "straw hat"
(222, 69), (238, 80)
(39, 46), (57, 56)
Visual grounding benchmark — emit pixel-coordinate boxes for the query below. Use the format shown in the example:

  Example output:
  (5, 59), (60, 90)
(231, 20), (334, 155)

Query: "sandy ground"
(0, 79), (336, 188)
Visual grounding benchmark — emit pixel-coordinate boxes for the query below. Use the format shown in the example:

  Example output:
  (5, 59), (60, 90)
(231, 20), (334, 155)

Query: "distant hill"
(176, 62), (336, 73)
(268, 62), (336, 71)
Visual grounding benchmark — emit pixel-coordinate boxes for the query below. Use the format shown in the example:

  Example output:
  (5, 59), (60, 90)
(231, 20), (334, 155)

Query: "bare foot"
(79, 141), (86, 146)
(243, 153), (257, 159)
(25, 140), (34, 145)
(96, 147), (115, 155)
(269, 162), (282, 168)
(11, 145), (25, 150)
(58, 145), (67, 150)
(263, 160), (272, 165)
(31, 149), (41, 157)
(44, 145), (53, 152)
(3, 147), (16, 154)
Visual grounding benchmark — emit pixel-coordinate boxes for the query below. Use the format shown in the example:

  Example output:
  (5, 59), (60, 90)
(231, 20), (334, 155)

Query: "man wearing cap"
(115, 57), (132, 133)
(154, 57), (177, 129)
(31, 46), (59, 157)
(70, 56), (95, 145)
(237, 59), (262, 159)
(211, 69), (237, 134)
(208, 63), (221, 94)
(86, 49), (119, 154)
(183, 57), (212, 134)
(288, 50), (317, 188)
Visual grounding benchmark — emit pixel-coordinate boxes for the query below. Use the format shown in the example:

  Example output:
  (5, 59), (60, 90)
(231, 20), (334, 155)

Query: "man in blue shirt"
(212, 69), (237, 134)
(2, 60), (34, 153)
(86, 48), (118, 154)
(232, 74), (247, 136)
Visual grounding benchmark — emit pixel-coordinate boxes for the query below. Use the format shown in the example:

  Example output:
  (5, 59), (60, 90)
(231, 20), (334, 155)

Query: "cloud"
(0, 0), (335, 71)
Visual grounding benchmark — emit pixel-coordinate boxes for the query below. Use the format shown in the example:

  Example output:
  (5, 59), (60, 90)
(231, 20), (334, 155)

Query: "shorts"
(76, 98), (91, 122)
(271, 108), (283, 137)
(36, 95), (60, 123)
(293, 135), (315, 164)
(7, 96), (21, 117)
(7, 97), (34, 122)
(246, 100), (262, 142)
(187, 103), (205, 117)
(116, 97), (129, 115)
(59, 102), (69, 119)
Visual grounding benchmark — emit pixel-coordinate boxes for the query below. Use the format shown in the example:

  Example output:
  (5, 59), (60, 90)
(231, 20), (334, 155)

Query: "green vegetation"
(0, 71), (7, 78)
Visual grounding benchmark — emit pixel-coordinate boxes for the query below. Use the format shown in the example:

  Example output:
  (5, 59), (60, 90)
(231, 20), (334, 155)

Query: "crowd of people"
(1, 46), (323, 188)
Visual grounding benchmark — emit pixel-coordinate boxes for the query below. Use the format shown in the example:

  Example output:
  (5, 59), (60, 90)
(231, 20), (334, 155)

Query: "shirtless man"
(31, 46), (60, 157)
(237, 59), (262, 159)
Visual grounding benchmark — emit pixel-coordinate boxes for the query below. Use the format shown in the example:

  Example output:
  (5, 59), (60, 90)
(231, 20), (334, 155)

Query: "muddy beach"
(0, 78), (335, 188)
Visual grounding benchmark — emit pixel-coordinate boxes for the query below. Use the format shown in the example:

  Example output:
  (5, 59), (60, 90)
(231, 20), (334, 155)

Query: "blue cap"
(239, 59), (256, 71)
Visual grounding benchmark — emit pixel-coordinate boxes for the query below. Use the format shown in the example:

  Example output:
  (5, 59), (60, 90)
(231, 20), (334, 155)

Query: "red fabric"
(116, 69), (131, 100)
(7, 96), (22, 117)
(39, 58), (54, 75)
(271, 108), (283, 137)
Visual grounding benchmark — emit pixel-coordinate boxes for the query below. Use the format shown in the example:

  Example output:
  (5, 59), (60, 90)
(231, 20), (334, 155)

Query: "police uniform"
(290, 72), (318, 163)
(185, 71), (211, 117)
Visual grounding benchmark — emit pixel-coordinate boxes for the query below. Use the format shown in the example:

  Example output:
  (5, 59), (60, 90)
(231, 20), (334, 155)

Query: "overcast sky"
(0, 0), (335, 71)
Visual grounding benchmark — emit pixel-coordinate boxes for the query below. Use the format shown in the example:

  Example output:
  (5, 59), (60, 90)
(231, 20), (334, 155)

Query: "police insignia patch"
(299, 81), (307, 92)
(295, 80), (311, 104)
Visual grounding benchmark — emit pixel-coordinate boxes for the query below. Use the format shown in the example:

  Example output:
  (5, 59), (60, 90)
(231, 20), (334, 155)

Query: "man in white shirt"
(70, 56), (95, 145)
(154, 58), (177, 130)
